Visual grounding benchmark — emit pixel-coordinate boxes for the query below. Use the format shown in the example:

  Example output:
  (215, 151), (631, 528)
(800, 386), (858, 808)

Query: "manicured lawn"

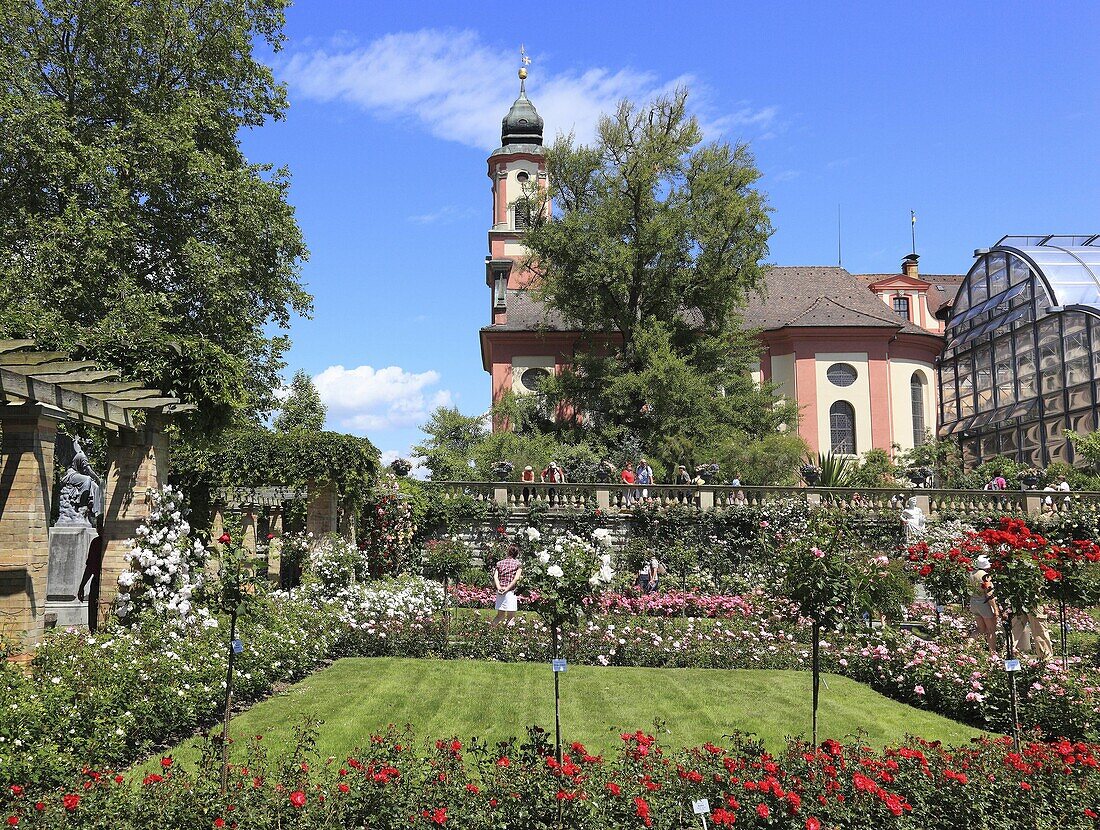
(148, 658), (989, 770)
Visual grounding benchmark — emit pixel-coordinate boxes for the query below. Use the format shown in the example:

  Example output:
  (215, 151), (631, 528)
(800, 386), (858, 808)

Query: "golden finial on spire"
(519, 44), (531, 80)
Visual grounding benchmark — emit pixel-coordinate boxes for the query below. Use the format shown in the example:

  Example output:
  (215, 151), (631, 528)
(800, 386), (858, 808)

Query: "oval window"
(521, 367), (550, 392)
(827, 363), (858, 387)
(516, 171), (530, 182)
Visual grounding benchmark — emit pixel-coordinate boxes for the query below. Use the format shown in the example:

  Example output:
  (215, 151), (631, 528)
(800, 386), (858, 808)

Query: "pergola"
(0, 340), (191, 647)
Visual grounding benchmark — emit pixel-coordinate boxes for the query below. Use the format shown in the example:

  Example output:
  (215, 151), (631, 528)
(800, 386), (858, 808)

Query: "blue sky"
(242, 1), (1100, 464)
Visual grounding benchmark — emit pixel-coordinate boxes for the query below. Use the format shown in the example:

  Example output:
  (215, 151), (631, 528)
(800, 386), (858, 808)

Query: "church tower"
(485, 61), (546, 319)
(480, 57), (573, 411)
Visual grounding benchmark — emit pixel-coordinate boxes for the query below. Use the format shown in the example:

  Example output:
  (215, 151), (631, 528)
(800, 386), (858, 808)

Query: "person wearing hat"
(541, 461), (564, 506)
(968, 555), (1000, 653)
(521, 465), (535, 506)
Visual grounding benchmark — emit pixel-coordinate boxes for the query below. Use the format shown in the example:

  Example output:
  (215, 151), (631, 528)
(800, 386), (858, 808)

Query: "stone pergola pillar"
(306, 481), (338, 537)
(0, 403), (63, 647)
(241, 507), (257, 554)
(267, 507), (283, 585)
(100, 414), (168, 624)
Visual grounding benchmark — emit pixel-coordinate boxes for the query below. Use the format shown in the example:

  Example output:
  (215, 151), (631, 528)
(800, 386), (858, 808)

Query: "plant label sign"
(692, 798), (710, 815)
(231, 639), (244, 654)
(1005, 658), (1021, 672)
(552, 658), (567, 673)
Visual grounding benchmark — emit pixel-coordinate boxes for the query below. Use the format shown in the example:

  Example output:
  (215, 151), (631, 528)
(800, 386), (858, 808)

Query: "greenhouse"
(938, 235), (1100, 467)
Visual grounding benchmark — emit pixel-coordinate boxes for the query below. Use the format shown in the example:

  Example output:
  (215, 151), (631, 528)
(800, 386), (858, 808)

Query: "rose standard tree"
(523, 531), (616, 762)
(782, 512), (881, 745)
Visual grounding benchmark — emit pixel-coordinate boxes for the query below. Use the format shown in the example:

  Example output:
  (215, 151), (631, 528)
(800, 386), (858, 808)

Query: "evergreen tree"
(0, 0), (310, 433)
(274, 370), (326, 432)
(521, 88), (795, 468)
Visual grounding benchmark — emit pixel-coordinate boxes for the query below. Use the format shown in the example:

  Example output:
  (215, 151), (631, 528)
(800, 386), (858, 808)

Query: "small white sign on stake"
(692, 798), (710, 815)
(552, 658), (567, 673)
(231, 639), (244, 654)
(1005, 658), (1021, 672)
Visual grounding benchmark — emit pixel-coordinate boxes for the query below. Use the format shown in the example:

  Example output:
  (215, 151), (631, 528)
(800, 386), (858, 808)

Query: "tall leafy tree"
(0, 0), (310, 432)
(522, 89), (794, 468)
(273, 369), (326, 432)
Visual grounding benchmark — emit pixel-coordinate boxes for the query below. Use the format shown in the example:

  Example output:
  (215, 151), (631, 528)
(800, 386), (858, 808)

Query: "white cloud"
(280, 29), (778, 150)
(313, 364), (452, 433)
(772, 169), (802, 183)
(408, 205), (477, 225)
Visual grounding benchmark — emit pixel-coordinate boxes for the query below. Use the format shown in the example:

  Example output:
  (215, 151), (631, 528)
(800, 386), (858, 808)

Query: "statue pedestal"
(45, 525), (94, 630)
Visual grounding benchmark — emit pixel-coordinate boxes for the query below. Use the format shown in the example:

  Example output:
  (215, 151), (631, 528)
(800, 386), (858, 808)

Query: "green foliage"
(715, 431), (808, 486)
(412, 407), (488, 481)
(846, 448), (899, 489)
(421, 538), (473, 582)
(0, 0), (310, 432)
(520, 88), (790, 471)
(273, 370), (327, 433)
(171, 427), (379, 529)
(813, 451), (856, 487)
(899, 434), (964, 488)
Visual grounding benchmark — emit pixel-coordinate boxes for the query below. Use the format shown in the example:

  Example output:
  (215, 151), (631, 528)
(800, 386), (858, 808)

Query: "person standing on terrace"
(621, 464), (636, 507)
(636, 458), (654, 501)
(968, 554), (1000, 654)
(490, 544), (523, 628)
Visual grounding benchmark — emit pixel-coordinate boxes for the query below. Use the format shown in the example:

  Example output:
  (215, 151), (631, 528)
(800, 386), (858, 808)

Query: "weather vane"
(519, 44), (531, 80)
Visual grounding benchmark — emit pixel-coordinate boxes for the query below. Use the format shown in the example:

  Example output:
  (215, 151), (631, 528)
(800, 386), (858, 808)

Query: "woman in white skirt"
(491, 544), (523, 628)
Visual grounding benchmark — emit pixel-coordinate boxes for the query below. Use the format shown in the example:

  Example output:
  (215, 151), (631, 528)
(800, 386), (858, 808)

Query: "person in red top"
(541, 461), (564, 505)
(491, 544), (523, 628)
(620, 465), (636, 507)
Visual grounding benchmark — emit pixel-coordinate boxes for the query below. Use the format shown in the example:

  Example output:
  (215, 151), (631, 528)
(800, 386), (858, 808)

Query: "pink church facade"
(478, 78), (962, 458)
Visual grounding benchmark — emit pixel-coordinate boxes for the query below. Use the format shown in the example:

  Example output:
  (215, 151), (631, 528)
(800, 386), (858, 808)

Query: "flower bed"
(6, 727), (1100, 829)
(449, 584), (758, 618)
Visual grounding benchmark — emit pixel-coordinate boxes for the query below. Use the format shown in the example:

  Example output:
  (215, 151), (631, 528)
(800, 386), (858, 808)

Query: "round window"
(520, 367), (550, 392)
(827, 363), (858, 387)
(516, 171), (530, 182)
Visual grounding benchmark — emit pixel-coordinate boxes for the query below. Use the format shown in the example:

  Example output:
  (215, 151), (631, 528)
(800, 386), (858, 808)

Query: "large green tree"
(274, 369), (326, 432)
(0, 0), (310, 432)
(522, 89), (794, 468)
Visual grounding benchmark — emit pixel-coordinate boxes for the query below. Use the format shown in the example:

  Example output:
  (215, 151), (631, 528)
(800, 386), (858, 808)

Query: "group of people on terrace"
(968, 554), (1053, 661)
(517, 459), (734, 507)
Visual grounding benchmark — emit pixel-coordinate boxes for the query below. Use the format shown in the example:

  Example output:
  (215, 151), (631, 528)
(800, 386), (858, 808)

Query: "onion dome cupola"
(499, 65), (543, 149)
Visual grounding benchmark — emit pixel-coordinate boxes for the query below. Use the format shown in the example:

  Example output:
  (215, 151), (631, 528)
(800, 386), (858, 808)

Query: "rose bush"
(6, 727), (1100, 829)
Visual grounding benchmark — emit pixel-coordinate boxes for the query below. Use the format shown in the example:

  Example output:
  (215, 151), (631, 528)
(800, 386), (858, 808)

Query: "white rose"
(547, 565), (564, 579)
(536, 551), (551, 565)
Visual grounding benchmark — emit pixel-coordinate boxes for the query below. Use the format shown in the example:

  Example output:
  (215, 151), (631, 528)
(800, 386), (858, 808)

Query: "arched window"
(829, 401), (856, 454)
(513, 198), (531, 231)
(910, 373), (926, 446)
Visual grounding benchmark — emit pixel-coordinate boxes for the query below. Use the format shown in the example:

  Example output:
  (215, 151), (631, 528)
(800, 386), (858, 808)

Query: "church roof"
(742, 266), (934, 335)
(496, 79), (543, 152)
(483, 266), (940, 339)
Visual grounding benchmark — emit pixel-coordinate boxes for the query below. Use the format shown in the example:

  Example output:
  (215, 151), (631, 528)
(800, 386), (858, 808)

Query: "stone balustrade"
(426, 481), (1100, 519)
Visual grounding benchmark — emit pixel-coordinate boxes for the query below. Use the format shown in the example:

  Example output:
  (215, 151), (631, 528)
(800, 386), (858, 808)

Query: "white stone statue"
(901, 496), (926, 541)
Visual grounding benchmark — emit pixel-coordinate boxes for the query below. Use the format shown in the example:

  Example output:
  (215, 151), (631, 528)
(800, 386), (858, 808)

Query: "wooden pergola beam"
(0, 339), (36, 355)
(92, 389), (164, 402)
(0, 366), (136, 429)
(114, 396), (180, 409)
(58, 380), (146, 394)
(32, 369), (120, 384)
(0, 350), (69, 366)
(2, 360), (101, 374)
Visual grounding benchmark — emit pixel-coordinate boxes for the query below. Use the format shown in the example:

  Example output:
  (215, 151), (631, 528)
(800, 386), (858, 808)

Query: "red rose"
(9, 787), (22, 797)
(289, 791), (307, 808)
(161, 757), (173, 768)
(606, 782), (622, 796)
(214, 820), (226, 828)
(62, 794), (80, 811)
(6, 817), (18, 827)
(142, 774), (163, 786)
(431, 807), (447, 825)
(756, 804), (770, 819)
(218, 533), (231, 545)
(32, 805), (43, 813)
(806, 819), (822, 830)
(266, 533), (274, 540)
(338, 783), (350, 794)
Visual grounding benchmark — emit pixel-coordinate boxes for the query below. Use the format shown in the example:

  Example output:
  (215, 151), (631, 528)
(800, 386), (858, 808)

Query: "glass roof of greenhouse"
(995, 235), (1100, 308)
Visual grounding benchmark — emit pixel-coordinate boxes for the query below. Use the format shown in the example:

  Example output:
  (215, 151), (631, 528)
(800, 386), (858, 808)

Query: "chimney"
(901, 253), (919, 279)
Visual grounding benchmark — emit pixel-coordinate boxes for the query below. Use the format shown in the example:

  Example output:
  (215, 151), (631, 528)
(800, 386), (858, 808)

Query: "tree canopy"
(520, 89), (796, 469)
(274, 370), (327, 433)
(0, 0), (310, 434)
